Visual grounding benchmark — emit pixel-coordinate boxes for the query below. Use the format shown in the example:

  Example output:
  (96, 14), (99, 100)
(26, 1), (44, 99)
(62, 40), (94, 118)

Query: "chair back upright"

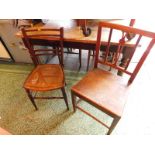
(21, 27), (64, 66)
(94, 22), (155, 84)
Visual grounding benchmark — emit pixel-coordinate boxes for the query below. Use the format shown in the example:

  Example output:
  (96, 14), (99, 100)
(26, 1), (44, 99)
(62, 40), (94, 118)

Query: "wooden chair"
(71, 22), (155, 134)
(22, 27), (69, 110)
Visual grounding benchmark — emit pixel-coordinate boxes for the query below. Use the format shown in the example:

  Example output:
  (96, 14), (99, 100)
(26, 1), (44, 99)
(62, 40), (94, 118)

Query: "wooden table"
(16, 19), (136, 49)
(16, 19), (136, 73)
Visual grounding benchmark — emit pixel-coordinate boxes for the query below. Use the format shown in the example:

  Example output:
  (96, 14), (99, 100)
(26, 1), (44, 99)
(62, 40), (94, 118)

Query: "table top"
(15, 19), (137, 47)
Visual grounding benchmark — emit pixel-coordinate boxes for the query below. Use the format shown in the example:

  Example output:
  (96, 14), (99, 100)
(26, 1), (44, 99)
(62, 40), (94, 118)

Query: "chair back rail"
(21, 27), (64, 66)
(94, 22), (155, 84)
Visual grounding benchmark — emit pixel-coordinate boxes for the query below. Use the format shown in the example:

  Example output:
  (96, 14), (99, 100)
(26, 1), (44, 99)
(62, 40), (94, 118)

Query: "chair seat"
(71, 68), (130, 117)
(24, 64), (64, 91)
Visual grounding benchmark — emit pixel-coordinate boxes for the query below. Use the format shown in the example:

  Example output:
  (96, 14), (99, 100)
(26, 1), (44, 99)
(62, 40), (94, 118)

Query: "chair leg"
(25, 89), (38, 110)
(87, 50), (91, 71)
(79, 49), (82, 69)
(92, 50), (95, 57)
(57, 48), (62, 65)
(71, 91), (77, 112)
(107, 116), (120, 135)
(61, 87), (69, 110)
(67, 48), (72, 53)
(60, 48), (64, 66)
(58, 53), (62, 66)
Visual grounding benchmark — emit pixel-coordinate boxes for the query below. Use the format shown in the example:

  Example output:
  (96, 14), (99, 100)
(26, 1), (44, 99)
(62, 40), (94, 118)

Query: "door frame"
(0, 37), (15, 62)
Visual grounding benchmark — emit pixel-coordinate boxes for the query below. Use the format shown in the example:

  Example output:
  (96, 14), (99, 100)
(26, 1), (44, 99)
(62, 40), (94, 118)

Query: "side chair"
(71, 21), (155, 134)
(22, 27), (69, 110)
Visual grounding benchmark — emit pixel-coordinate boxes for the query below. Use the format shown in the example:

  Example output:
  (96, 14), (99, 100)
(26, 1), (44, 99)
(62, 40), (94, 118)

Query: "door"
(0, 37), (14, 62)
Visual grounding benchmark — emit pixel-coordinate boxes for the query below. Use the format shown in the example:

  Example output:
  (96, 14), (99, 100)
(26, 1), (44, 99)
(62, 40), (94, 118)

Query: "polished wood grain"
(71, 21), (155, 135)
(22, 28), (69, 110)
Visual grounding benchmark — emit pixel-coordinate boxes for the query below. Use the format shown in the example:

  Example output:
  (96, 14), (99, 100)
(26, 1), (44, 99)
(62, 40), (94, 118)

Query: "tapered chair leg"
(71, 91), (77, 112)
(25, 89), (38, 110)
(57, 48), (62, 65)
(79, 49), (82, 69)
(61, 87), (69, 110)
(87, 50), (91, 71)
(92, 50), (95, 57)
(107, 116), (120, 135)
(67, 48), (72, 53)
